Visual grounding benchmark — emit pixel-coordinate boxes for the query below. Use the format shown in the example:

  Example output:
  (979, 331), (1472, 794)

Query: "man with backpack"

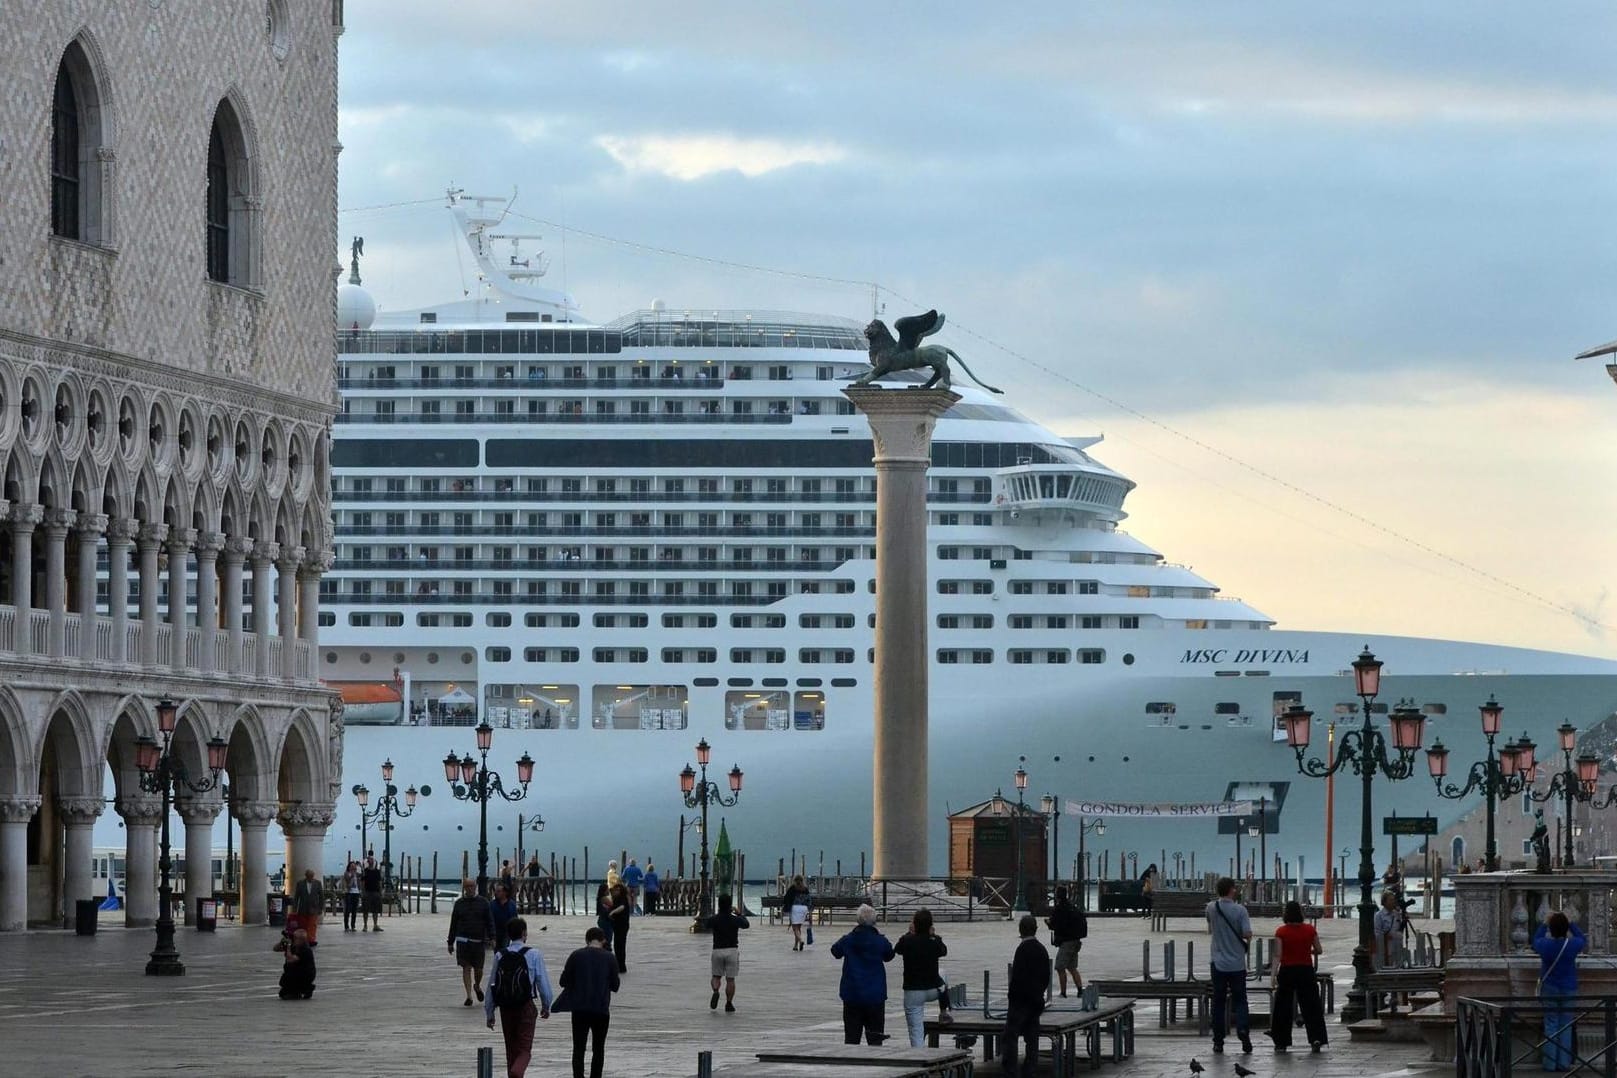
(485, 917), (554, 1078)
(1045, 885), (1088, 997)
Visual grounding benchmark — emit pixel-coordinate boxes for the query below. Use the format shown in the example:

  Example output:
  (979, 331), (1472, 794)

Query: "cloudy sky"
(336, 1), (1617, 660)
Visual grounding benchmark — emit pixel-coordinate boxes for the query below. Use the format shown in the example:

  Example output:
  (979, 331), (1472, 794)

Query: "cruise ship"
(315, 191), (1617, 880)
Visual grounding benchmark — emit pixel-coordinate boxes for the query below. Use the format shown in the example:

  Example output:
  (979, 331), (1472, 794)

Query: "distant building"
(0, 1), (340, 929)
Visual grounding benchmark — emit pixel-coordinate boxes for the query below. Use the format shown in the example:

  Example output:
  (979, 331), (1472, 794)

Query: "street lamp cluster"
(133, 698), (226, 976)
(679, 737), (742, 930)
(444, 723), (534, 896)
(353, 757), (427, 890)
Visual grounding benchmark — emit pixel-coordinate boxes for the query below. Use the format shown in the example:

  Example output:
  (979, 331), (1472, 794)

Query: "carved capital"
(224, 535), (255, 560)
(75, 512), (109, 538)
(277, 545), (306, 572)
(57, 796), (106, 823)
(115, 795), (164, 825)
(42, 507), (77, 534)
(0, 796), (41, 823)
(9, 503), (44, 531)
(251, 541), (281, 566)
(195, 531), (227, 558)
(843, 387), (959, 465)
(278, 802), (336, 835)
(176, 798), (223, 825)
(95, 146), (116, 163)
(309, 549), (336, 574)
(106, 517), (141, 545)
(137, 522), (170, 548)
(232, 800), (280, 827)
(166, 526), (197, 553)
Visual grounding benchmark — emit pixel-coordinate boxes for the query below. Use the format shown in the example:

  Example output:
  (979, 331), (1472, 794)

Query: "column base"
(145, 918), (185, 976)
(1338, 944), (1373, 1023)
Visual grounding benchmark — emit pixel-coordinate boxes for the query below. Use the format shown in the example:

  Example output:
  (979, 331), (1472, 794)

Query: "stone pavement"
(0, 906), (1451, 1077)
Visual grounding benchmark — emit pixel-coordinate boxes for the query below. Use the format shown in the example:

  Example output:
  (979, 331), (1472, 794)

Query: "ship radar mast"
(445, 186), (582, 322)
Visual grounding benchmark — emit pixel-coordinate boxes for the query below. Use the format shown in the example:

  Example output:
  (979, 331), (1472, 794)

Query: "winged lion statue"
(850, 309), (1003, 394)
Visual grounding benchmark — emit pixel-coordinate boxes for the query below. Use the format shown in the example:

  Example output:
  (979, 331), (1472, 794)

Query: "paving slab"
(0, 906), (1452, 1077)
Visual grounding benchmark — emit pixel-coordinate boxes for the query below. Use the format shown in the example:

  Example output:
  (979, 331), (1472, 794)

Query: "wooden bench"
(925, 1000), (1135, 1077)
(1098, 881), (1150, 912)
(698, 1065), (929, 1078)
(1089, 978), (1207, 1029)
(1365, 967), (1443, 1018)
(754, 1044), (973, 1078)
(1146, 892), (1209, 931)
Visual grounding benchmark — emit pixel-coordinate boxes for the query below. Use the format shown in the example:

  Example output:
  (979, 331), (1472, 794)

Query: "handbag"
(551, 988), (573, 1013)
(806, 925), (814, 946)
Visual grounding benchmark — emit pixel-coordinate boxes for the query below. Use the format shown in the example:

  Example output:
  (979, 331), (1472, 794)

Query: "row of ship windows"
(1142, 698), (1450, 718)
(339, 476), (901, 496)
(342, 398), (858, 420)
(334, 329), (867, 356)
(341, 362), (850, 381)
(468, 647), (1109, 665)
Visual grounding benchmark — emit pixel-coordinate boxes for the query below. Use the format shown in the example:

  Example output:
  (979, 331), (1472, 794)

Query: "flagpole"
(1324, 721), (1336, 917)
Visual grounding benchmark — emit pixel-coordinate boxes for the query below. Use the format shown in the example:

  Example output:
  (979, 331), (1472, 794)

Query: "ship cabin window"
(768, 365), (790, 380)
(1146, 702), (1177, 715)
(970, 650), (993, 664)
(1012, 582), (1032, 595)
(1216, 702), (1241, 715)
(486, 647), (511, 662)
(1119, 616), (1140, 629)
(939, 547), (959, 560)
(1423, 703), (1448, 715)
(1079, 649), (1104, 664)
(662, 648), (718, 663)
(592, 684), (687, 729)
(937, 582), (959, 595)
(725, 690), (792, 731)
(971, 581), (993, 595)
(1185, 619), (1208, 629)
(729, 366), (753, 381)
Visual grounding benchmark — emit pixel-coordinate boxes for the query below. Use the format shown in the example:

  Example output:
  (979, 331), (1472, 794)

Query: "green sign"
(1383, 815), (1437, 836)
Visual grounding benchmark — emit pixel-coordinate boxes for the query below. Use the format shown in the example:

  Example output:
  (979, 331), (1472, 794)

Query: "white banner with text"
(1063, 799), (1258, 819)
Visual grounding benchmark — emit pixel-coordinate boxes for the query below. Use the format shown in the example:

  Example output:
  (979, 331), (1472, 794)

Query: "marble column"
(234, 800), (279, 924)
(136, 523), (168, 667)
(179, 798), (222, 920)
(9, 504), (42, 629)
(42, 508), (75, 658)
(0, 795), (41, 931)
(166, 527), (196, 670)
(222, 537), (250, 674)
(251, 542), (278, 679)
(278, 803), (334, 896)
(116, 795), (162, 927)
(843, 386), (959, 879)
(58, 796), (103, 927)
(74, 513), (107, 661)
(193, 532), (225, 674)
(106, 518), (137, 662)
(276, 546), (304, 680)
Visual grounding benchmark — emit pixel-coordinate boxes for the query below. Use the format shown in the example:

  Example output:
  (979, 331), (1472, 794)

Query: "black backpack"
(491, 946), (533, 1008)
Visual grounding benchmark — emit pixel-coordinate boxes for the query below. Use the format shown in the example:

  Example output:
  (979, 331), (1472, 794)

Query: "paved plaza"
(0, 906), (1452, 1077)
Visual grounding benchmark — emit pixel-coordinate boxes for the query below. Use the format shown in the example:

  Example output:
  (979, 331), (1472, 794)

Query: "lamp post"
(355, 758), (427, 890)
(1422, 695), (1531, 872)
(1246, 819), (1261, 885)
(1075, 816), (1104, 911)
(1040, 793), (1061, 883)
(515, 812), (546, 876)
(133, 699), (227, 976)
(1012, 761), (1030, 912)
(444, 723), (534, 896)
(1281, 647), (1427, 1023)
(679, 737), (742, 932)
(1521, 722), (1617, 868)
(1235, 816), (1247, 880)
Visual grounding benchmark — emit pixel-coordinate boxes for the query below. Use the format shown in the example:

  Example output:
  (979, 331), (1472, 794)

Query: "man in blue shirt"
(1534, 911), (1585, 1072)
(622, 859), (645, 915)
(1205, 876), (1253, 1055)
(642, 861), (660, 915)
(485, 917), (554, 1078)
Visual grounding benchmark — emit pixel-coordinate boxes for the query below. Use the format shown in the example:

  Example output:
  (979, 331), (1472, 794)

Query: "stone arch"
(1, 447), (36, 504)
(67, 456), (97, 515)
(275, 708), (325, 806)
(220, 482), (246, 540)
(51, 30), (116, 245)
(221, 704), (274, 804)
(37, 450), (67, 510)
(35, 691), (101, 800)
(247, 488), (274, 542)
(102, 699), (156, 808)
(160, 474), (188, 530)
(99, 459), (130, 520)
(168, 698), (215, 786)
(206, 91), (262, 288)
(0, 687), (29, 796)
(190, 477), (219, 536)
(132, 463), (160, 526)
(274, 493), (298, 547)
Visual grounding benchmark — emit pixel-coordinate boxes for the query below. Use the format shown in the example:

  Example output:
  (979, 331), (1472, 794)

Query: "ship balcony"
(992, 464), (1130, 518)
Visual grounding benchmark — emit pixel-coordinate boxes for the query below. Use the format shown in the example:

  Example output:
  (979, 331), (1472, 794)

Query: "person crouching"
(274, 927), (316, 999)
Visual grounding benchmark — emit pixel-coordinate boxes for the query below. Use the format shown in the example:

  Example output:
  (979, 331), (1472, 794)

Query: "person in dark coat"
(274, 926), (316, 999)
(560, 926), (620, 1078)
(1004, 914), (1051, 1078)
(894, 907), (954, 1046)
(490, 880), (519, 951)
(830, 903), (895, 1045)
(447, 877), (496, 1007)
(607, 881), (632, 973)
(1045, 885), (1088, 997)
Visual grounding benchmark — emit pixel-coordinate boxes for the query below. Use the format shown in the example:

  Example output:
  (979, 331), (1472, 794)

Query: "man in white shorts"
(705, 893), (749, 1012)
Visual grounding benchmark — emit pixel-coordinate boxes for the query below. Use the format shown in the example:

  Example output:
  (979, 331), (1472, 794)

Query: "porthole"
(1123, 653), (1135, 666)
(392, 652), (405, 665)
(427, 652), (439, 664)
(324, 651), (337, 664)
(359, 652), (371, 664)
(460, 651), (474, 665)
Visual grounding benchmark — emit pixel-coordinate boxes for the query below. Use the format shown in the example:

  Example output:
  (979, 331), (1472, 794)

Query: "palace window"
(205, 97), (259, 286)
(51, 40), (110, 244)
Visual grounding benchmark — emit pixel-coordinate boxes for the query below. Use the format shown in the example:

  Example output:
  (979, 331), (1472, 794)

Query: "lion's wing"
(893, 309), (943, 351)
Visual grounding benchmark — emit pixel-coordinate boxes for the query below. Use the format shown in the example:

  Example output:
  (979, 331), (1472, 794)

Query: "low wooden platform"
(754, 1044), (973, 1077)
(924, 999), (1135, 1077)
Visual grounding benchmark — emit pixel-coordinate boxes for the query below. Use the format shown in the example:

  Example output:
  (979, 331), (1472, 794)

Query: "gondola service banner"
(1063, 799), (1257, 819)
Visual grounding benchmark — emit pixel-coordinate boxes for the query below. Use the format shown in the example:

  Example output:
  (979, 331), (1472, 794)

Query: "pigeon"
(1189, 1061), (1205, 1075)
(1234, 1066), (1257, 1077)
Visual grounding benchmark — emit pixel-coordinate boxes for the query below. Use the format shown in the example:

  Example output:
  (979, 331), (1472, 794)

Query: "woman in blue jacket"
(831, 904), (895, 1045)
(1533, 911), (1585, 1072)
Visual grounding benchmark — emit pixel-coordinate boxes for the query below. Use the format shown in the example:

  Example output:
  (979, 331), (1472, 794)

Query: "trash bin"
(267, 893), (285, 926)
(195, 897), (218, 932)
(74, 899), (98, 936)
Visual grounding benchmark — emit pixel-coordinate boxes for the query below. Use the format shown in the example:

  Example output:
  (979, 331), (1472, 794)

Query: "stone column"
(136, 523), (168, 667)
(58, 796), (104, 927)
(251, 542), (278, 679)
(843, 386), (959, 879)
(106, 519), (137, 662)
(193, 532), (225, 674)
(279, 803), (335, 897)
(166, 527), (196, 670)
(222, 537), (251, 674)
(277, 546), (304, 680)
(179, 798), (222, 920)
(297, 551), (331, 680)
(117, 795), (163, 927)
(9, 504), (42, 626)
(74, 513), (107, 661)
(0, 796), (40, 931)
(42, 507), (76, 658)
(234, 801), (279, 925)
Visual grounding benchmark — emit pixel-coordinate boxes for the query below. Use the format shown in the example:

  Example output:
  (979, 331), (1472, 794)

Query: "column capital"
(233, 800), (280, 827)
(195, 531), (227, 558)
(42, 507), (77, 534)
(251, 540), (281, 566)
(224, 535), (255, 561)
(841, 386), (960, 463)
(278, 802), (335, 835)
(137, 522), (170, 548)
(115, 795), (164, 826)
(57, 796), (105, 823)
(8, 503), (42, 531)
(75, 512), (109, 538)
(0, 795), (41, 823)
(106, 517), (141, 544)
(176, 798), (224, 825)
(303, 549), (336, 575)
(276, 545), (307, 572)
(165, 526), (197, 553)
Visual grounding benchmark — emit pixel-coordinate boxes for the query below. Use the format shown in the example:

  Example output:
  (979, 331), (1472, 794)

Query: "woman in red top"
(1268, 900), (1328, 1052)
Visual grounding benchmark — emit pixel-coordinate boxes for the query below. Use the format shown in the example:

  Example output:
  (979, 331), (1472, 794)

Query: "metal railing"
(1457, 995), (1617, 1076)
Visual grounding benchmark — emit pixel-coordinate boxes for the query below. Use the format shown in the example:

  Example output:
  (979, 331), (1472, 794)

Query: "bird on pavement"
(1189, 1061), (1205, 1075)
(1234, 1065), (1257, 1077)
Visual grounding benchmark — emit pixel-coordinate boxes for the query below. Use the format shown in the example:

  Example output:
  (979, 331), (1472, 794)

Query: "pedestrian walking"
(447, 877), (495, 1007)
(491, 880), (519, 951)
(341, 860), (361, 932)
(274, 926), (317, 1000)
(1373, 890), (1406, 969)
(607, 881), (632, 973)
(705, 892), (749, 1012)
(782, 874), (810, 950)
(1045, 884), (1087, 997)
(642, 861), (660, 916)
(485, 916), (554, 1078)
(1003, 914), (1050, 1078)
(831, 903), (894, 1045)
(500, 860), (517, 894)
(605, 859), (622, 889)
(291, 868), (324, 946)
(594, 881), (614, 951)
(1267, 900), (1328, 1053)
(894, 908), (954, 1046)
(1534, 910), (1585, 1072)
(1139, 863), (1159, 914)
(360, 855), (384, 930)
(559, 926), (620, 1078)
(1205, 876), (1253, 1055)
(622, 858), (644, 914)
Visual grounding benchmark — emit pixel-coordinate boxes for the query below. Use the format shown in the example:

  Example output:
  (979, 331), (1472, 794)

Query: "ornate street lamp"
(1012, 760), (1030, 912)
(1282, 647), (1426, 1023)
(134, 698), (226, 976)
(444, 724), (534, 895)
(1521, 722), (1617, 868)
(1075, 816), (1104, 911)
(515, 812), (546, 879)
(678, 737), (742, 932)
(1040, 793), (1060, 884)
(354, 758), (427, 891)
(1424, 695), (1530, 872)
